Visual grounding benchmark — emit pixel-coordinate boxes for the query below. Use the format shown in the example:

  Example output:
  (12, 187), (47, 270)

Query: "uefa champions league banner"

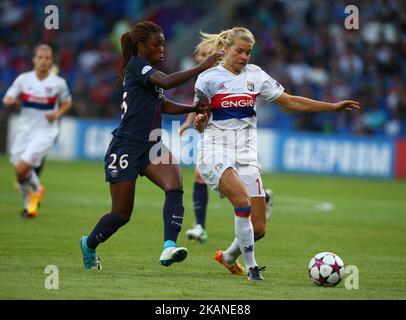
(7, 116), (397, 178)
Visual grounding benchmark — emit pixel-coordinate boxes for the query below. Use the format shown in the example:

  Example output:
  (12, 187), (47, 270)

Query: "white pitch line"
(0, 193), (335, 213)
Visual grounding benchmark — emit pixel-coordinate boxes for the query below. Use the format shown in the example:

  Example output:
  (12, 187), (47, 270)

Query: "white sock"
(234, 210), (257, 271)
(19, 180), (31, 209)
(27, 171), (40, 193)
(222, 238), (241, 264)
(18, 171), (41, 209)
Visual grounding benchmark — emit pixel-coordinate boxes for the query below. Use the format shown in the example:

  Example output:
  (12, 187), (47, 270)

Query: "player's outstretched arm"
(149, 52), (224, 90)
(273, 92), (360, 113)
(162, 96), (209, 115)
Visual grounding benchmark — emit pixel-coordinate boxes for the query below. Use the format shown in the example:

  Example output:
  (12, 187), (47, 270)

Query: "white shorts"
(197, 125), (265, 198)
(10, 130), (56, 168)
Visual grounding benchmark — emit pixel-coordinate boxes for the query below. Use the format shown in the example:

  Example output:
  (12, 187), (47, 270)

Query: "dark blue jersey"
(112, 56), (163, 143)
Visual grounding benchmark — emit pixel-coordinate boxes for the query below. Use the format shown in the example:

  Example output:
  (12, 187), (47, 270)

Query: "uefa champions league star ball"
(308, 252), (345, 286)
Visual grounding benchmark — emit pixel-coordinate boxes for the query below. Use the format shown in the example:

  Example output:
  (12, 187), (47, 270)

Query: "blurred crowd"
(1, 0), (405, 136)
(233, 0), (406, 136)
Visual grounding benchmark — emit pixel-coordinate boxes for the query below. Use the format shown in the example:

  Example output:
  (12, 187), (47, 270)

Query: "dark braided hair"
(119, 20), (163, 81)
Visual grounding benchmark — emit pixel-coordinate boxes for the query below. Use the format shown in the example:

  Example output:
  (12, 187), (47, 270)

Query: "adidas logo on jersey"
(217, 83), (226, 90)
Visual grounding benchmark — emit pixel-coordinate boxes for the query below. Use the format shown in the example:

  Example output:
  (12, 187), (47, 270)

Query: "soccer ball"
(308, 252), (345, 286)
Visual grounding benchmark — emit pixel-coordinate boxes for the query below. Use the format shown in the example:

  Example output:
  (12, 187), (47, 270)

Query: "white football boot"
(265, 189), (274, 220)
(185, 224), (208, 243)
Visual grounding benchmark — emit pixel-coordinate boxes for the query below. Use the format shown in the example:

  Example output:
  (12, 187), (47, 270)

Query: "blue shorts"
(104, 137), (169, 182)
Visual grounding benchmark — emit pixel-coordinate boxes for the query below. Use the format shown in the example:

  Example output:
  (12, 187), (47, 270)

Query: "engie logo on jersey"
(211, 93), (257, 109)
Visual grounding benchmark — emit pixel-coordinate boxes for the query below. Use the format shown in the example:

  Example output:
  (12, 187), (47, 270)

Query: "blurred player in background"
(79, 20), (223, 270)
(2, 44), (72, 218)
(194, 27), (359, 280)
(179, 43), (215, 243)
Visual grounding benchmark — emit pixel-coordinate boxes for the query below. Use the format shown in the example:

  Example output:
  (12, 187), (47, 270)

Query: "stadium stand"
(0, 0), (405, 136)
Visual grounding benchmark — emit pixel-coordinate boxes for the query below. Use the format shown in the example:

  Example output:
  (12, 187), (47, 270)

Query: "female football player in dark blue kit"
(80, 21), (224, 269)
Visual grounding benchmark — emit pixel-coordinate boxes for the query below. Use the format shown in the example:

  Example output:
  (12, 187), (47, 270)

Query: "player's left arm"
(47, 79), (72, 122)
(161, 96), (209, 115)
(273, 92), (360, 112)
(179, 113), (196, 136)
(46, 100), (72, 122)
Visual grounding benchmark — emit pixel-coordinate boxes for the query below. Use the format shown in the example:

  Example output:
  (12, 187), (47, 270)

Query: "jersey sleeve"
(126, 58), (157, 85)
(5, 74), (24, 98)
(259, 69), (284, 102)
(194, 74), (211, 104)
(58, 78), (72, 103)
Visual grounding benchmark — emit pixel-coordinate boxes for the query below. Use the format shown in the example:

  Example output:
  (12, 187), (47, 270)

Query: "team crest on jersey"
(247, 81), (254, 92)
(45, 87), (53, 94)
(215, 163), (223, 171)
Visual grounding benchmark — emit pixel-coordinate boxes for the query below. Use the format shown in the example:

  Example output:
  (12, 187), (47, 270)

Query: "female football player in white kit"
(180, 43), (274, 245)
(193, 27), (360, 280)
(2, 44), (72, 218)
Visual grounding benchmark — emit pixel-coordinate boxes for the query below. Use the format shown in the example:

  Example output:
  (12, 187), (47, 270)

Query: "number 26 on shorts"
(108, 153), (129, 170)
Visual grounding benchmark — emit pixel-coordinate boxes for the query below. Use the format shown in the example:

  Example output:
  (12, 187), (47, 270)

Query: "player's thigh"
(144, 150), (182, 191)
(20, 135), (55, 168)
(238, 165), (265, 197)
(238, 167), (267, 234)
(218, 167), (250, 208)
(10, 133), (28, 166)
(197, 138), (236, 197)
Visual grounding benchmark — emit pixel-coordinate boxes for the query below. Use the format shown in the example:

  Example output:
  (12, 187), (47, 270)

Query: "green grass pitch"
(0, 154), (405, 299)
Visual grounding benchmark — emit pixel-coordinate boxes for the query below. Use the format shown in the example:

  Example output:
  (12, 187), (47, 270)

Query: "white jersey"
(5, 70), (71, 136)
(194, 64), (284, 130)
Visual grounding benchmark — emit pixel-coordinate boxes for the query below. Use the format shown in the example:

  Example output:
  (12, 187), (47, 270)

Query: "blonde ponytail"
(50, 64), (59, 74)
(195, 27), (255, 55)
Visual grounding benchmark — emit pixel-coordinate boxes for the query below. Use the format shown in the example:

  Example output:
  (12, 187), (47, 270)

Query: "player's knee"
(194, 171), (204, 184)
(116, 212), (132, 223)
(233, 195), (251, 209)
(111, 206), (133, 221)
(163, 178), (183, 192)
(15, 168), (29, 183)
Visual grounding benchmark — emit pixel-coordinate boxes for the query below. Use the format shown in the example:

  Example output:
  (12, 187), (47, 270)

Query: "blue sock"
(193, 182), (208, 229)
(86, 212), (129, 249)
(163, 190), (184, 246)
(164, 240), (176, 249)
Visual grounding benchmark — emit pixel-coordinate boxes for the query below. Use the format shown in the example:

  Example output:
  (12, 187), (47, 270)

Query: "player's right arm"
(2, 74), (23, 108)
(149, 52), (223, 90)
(191, 72), (212, 133)
(2, 96), (19, 107)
